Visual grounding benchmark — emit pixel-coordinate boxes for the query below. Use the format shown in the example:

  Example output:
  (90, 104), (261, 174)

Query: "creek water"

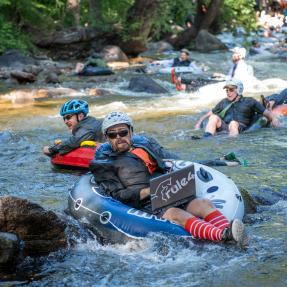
(0, 51), (287, 286)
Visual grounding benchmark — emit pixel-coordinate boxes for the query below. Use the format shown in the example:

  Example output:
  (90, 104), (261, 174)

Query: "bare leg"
(185, 198), (216, 218)
(205, 114), (222, 135)
(228, 120), (240, 137)
(75, 62), (84, 74)
(162, 198), (216, 226)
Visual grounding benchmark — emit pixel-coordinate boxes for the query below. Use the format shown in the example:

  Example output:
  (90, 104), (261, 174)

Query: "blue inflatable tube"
(68, 161), (244, 244)
(68, 173), (190, 244)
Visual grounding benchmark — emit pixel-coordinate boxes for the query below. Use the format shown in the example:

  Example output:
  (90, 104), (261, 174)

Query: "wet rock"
(195, 30), (227, 52)
(1, 87), (85, 101)
(88, 88), (113, 96)
(0, 232), (23, 271)
(107, 61), (130, 70)
(240, 188), (257, 214)
(252, 187), (287, 205)
(23, 65), (43, 75)
(0, 196), (67, 257)
(0, 50), (37, 68)
(101, 45), (129, 62)
(128, 75), (168, 94)
(146, 41), (174, 54)
(0, 68), (10, 80)
(45, 72), (61, 84)
(10, 70), (37, 84)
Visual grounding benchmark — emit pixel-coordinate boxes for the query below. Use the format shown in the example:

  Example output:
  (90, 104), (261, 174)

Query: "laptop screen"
(150, 164), (196, 213)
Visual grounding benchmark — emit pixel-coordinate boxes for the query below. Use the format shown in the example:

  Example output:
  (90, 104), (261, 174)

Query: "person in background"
(172, 49), (191, 67)
(249, 40), (267, 55)
(43, 99), (104, 157)
(172, 47), (255, 91)
(261, 88), (287, 110)
(185, 14), (194, 28)
(75, 53), (107, 75)
(90, 111), (248, 246)
(195, 78), (279, 136)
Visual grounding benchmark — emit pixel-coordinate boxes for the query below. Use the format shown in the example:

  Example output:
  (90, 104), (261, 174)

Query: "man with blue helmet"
(43, 99), (104, 156)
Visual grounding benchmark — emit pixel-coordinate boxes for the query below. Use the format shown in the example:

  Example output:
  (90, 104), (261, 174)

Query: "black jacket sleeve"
(49, 116), (104, 155)
(49, 128), (96, 155)
(90, 154), (150, 209)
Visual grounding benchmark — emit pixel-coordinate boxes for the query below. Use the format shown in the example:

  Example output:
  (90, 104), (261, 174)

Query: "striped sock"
(185, 217), (223, 241)
(204, 210), (230, 230)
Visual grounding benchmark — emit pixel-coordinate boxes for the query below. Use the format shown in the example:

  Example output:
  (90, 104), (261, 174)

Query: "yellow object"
(54, 139), (62, 145)
(80, 140), (97, 147)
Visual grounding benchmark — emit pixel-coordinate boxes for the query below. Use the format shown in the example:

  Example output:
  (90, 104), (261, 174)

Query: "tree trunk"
(88, 0), (103, 26)
(198, 0), (223, 30)
(167, 0), (223, 50)
(67, 0), (81, 28)
(120, 0), (163, 56)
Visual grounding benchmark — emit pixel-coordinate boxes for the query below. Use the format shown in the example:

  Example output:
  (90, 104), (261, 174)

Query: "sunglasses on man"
(106, 129), (129, 139)
(63, 114), (74, 121)
(225, 87), (236, 92)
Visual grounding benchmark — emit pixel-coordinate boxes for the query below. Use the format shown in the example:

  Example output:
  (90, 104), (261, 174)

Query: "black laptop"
(150, 164), (196, 214)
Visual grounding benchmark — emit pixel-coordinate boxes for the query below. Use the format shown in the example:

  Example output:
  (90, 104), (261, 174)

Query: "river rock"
(0, 50), (37, 68)
(128, 75), (168, 94)
(146, 41), (174, 54)
(88, 88), (114, 96)
(45, 72), (61, 84)
(101, 45), (129, 62)
(195, 30), (227, 52)
(1, 87), (85, 101)
(0, 232), (23, 271)
(10, 70), (37, 84)
(0, 196), (67, 256)
(240, 188), (257, 214)
(23, 65), (43, 75)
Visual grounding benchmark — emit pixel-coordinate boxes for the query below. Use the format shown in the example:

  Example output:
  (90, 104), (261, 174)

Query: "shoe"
(222, 219), (248, 247)
(171, 68), (177, 84)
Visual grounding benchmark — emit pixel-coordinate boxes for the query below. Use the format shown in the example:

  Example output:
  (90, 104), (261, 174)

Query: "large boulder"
(0, 50), (37, 68)
(195, 30), (227, 52)
(0, 196), (67, 257)
(0, 232), (23, 271)
(10, 70), (37, 84)
(146, 41), (174, 54)
(128, 75), (168, 94)
(101, 45), (129, 62)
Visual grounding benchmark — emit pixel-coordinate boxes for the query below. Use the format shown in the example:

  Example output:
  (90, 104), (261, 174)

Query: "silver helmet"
(102, 111), (133, 134)
(223, 78), (244, 95)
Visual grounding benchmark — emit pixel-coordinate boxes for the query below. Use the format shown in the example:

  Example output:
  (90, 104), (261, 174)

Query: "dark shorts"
(141, 199), (192, 218)
(217, 119), (247, 133)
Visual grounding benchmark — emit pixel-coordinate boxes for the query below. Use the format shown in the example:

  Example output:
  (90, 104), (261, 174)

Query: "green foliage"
(0, 0), (260, 53)
(219, 0), (257, 32)
(149, 0), (196, 40)
(0, 15), (35, 53)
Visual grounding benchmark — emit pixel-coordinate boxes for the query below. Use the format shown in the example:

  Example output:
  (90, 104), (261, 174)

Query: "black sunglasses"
(63, 114), (74, 121)
(106, 129), (129, 139)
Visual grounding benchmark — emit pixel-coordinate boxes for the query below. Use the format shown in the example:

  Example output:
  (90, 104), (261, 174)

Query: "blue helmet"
(60, 99), (89, 117)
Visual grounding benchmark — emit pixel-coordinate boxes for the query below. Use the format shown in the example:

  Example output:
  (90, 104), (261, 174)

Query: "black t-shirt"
(212, 97), (266, 126)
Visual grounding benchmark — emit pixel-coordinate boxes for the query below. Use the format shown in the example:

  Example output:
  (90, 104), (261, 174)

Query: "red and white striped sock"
(204, 210), (230, 230)
(185, 217), (223, 242)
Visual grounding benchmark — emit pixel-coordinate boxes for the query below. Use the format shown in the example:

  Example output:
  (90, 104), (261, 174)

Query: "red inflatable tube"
(51, 147), (97, 169)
